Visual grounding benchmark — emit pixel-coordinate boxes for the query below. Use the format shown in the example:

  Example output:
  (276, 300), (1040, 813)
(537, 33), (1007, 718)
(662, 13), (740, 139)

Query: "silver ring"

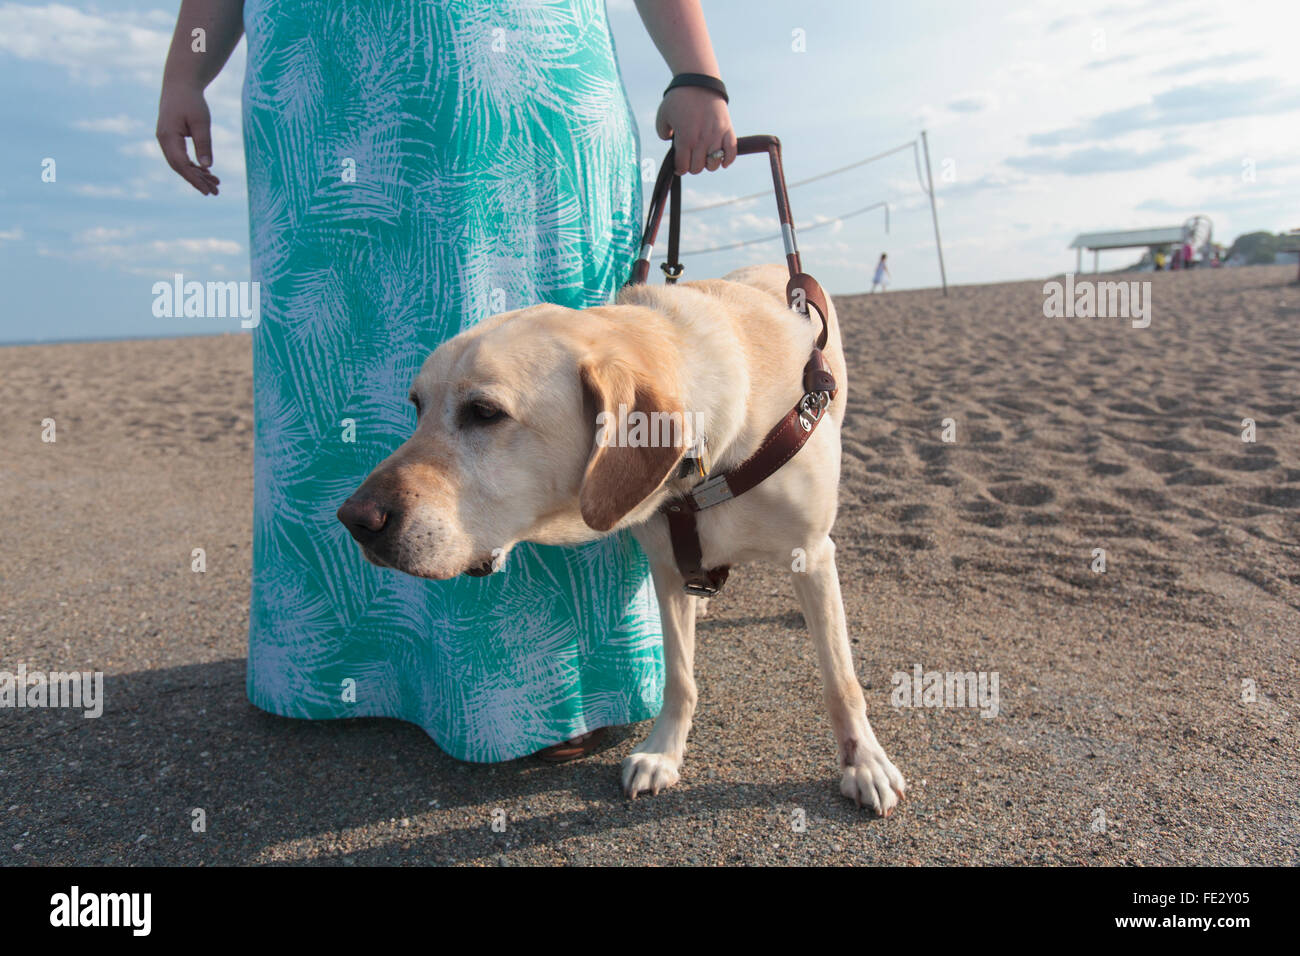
(707, 149), (725, 161)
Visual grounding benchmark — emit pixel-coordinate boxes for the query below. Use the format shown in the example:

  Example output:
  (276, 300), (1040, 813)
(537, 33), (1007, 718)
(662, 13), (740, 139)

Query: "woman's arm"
(633, 0), (736, 176)
(156, 0), (245, 196)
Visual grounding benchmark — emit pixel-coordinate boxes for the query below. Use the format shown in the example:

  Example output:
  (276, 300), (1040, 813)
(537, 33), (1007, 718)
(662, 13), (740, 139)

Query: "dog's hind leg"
(622, 560), (697, 799)
(790, 536), (906, 816)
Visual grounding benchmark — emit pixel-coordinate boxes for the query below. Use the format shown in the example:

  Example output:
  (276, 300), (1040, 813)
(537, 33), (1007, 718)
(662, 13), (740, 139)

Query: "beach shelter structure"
(1068, 226), (1185, 273)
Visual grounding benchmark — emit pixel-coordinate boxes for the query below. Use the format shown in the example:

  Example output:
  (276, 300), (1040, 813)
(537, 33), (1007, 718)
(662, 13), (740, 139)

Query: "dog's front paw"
(840, 744), (906, 816)
(622, 752), (681, 799)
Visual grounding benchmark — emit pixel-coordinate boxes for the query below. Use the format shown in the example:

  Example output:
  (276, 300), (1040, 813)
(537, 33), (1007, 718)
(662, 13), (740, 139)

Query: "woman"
(157, 0), (735, 762)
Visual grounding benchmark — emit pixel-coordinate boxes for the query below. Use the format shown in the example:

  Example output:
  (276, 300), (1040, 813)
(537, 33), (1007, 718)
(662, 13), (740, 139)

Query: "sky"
(0, 0), (1296, 343)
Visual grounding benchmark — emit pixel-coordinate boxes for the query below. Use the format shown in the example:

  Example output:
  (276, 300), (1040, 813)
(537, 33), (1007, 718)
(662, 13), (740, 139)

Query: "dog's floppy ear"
(578, 357), (686, 532)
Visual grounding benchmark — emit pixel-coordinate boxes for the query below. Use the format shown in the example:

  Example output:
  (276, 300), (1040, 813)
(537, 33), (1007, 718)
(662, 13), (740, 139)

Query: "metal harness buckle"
(688, 472), (733, 510)
(683, 579), (721, 598)
(798, 390), (831, 431)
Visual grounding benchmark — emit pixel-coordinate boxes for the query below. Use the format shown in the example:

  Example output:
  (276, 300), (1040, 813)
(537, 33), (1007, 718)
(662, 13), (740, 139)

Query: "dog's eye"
(409, 393), (422, 415)
(461, 399), (504, 425)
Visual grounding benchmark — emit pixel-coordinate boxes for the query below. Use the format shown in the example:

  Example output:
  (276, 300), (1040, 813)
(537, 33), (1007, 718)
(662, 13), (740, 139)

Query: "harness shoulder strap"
(663, 504), (731, 597)
(787, 272), (832, 349)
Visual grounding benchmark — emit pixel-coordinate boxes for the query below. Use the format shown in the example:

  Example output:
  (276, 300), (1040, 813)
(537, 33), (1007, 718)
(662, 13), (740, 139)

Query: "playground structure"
(1069, 215), (1214, 272)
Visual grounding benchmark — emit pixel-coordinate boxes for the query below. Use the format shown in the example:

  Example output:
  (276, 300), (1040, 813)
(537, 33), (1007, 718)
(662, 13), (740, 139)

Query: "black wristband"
(664, 73), (729, 104)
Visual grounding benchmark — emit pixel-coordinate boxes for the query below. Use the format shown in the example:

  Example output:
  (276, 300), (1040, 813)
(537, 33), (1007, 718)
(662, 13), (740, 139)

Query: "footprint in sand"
(958, 498), (1010, 527)
(1241, 487), (1300, 509)
(1164, 468), (1226, 486)
(1146, 437), (1205, 453)
(886, 503), (933, 523)
(889, 533), (936, 551)
(1109, 401), (1163, 416)
(1067, 496), (1129, 515)
(988, 481), (1056, 507)
(1116, 487), (1176, 510)
(1210, 446), (1278, 472)
(1142, 451), (1190, 474)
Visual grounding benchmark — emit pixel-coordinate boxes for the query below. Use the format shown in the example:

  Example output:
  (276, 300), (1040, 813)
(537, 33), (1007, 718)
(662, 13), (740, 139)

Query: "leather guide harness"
(624, 134), (838, 597)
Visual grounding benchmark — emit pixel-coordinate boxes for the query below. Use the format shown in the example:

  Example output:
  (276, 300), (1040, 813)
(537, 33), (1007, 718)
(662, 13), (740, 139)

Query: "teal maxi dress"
(241, 0), (664, 761)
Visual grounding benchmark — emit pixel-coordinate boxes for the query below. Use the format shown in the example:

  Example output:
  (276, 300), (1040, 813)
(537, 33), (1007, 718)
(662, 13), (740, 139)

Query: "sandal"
(534, 727), (609, 763)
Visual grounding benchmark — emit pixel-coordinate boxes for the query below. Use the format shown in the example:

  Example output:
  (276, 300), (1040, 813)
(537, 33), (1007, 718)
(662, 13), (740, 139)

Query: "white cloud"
(73, 113), (144, 135)
(948, 91), (999, 114)
(71, 181), (151, 200)
(0, 227), (23, 240)
(42, 231), (245, 276)
(75, 225), (135, 243)
(146, 238), (241, 257)
(0, 3), (171, 84)
(118, 139), (159, 158)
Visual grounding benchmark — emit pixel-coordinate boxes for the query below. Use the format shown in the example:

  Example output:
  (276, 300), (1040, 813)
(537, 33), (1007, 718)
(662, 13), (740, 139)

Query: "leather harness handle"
(629, 134), (830, 346)
(630, 134), (802, 285)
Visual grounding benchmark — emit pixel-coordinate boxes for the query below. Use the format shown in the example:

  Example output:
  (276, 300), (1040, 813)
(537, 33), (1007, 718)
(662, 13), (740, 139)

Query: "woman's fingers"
(157, 124), (220, 195)
(186, 116), (220, 194)
(688, 120), (733, 174)
(655, 100), (674, 142)
(704, 135), (724, 172)
(720, 128), (738, 169)
(157, 129), (204, 193)
(686, 139), (708, 175)
(189, 116), (214, 170)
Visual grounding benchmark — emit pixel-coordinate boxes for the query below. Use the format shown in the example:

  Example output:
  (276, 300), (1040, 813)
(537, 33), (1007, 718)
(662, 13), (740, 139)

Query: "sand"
(1, 263), (1296, 865)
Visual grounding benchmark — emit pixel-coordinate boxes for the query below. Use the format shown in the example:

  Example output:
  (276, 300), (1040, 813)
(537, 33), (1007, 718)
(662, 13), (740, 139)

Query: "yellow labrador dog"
(338, 262), (905, 815)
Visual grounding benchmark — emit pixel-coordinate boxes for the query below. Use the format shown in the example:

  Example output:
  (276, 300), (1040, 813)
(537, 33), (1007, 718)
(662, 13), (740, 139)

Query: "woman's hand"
(156, 81), (220, 196)
(656, 86), (737, 176)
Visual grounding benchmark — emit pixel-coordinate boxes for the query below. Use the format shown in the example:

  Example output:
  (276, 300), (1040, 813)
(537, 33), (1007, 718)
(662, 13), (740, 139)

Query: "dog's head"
(337, 303), (690, 579)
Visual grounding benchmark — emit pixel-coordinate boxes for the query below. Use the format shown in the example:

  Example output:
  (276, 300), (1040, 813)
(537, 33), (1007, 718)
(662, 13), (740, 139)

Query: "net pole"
(920, 130), (949, 296)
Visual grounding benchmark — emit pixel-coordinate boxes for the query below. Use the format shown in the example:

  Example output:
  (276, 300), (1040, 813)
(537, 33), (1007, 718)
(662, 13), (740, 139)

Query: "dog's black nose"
(337, 496), (390, 543)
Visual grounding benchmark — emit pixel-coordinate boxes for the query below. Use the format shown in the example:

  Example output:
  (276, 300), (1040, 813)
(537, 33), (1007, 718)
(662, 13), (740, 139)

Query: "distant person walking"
(1154, 250), (1166, 271)
(871, 253), (890, 292)
(1182, 240), (1195, 269)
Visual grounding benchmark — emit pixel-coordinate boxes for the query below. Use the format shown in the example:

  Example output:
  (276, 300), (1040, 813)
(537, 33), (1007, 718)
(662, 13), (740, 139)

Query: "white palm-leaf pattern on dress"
(242, 0), (663, 762)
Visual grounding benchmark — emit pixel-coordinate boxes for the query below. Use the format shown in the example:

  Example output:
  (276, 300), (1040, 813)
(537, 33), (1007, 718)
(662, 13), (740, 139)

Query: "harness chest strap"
(659, 279), (836, 596)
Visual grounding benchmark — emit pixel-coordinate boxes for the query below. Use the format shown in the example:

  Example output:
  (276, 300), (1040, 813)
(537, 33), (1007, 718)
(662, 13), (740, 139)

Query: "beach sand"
(2, 263), (1296, 865)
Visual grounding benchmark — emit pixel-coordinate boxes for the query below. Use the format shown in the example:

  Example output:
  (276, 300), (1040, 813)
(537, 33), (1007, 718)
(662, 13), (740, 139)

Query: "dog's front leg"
(791, 536), (906, 815)
(622, 558), (697, 798)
